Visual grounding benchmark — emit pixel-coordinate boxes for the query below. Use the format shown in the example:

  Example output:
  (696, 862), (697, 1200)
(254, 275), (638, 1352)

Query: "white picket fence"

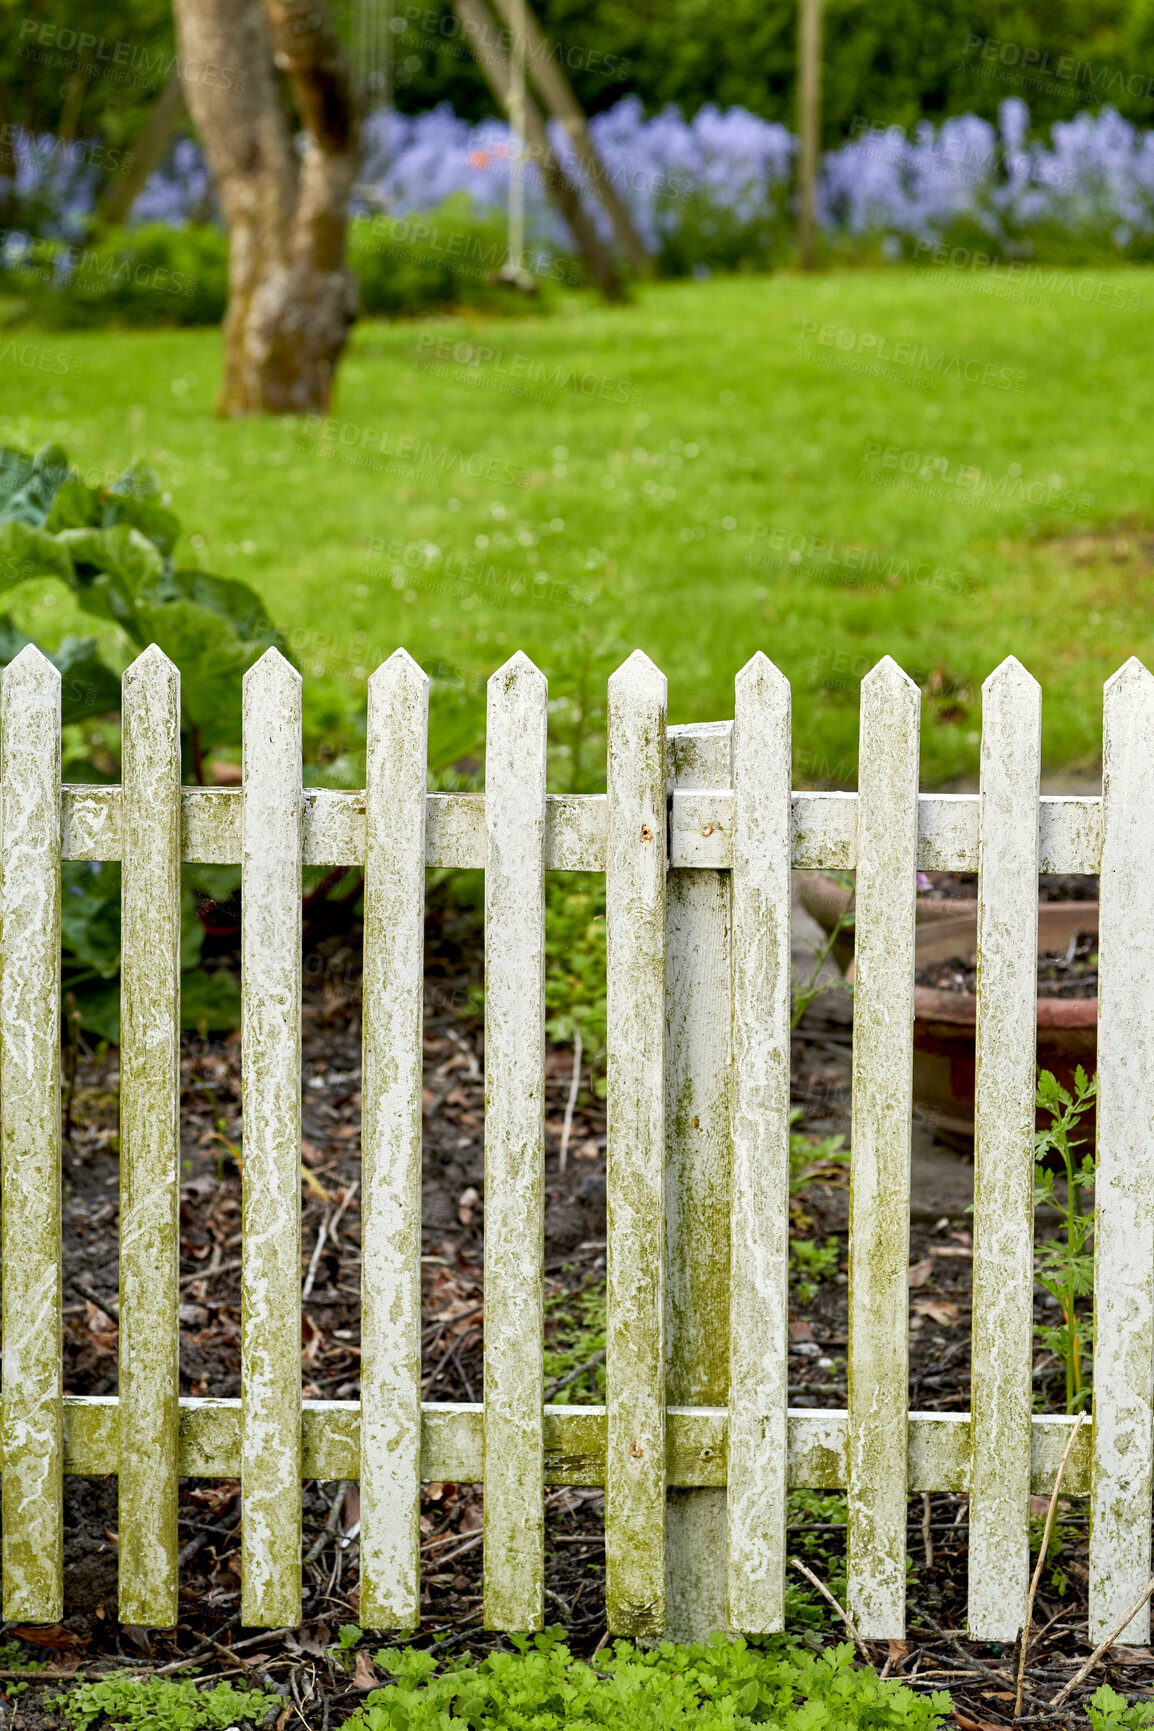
(0, 641), (1150, 1649)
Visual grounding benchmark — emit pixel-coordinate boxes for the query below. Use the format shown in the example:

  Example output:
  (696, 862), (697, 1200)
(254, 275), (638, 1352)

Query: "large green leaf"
(54, 524), (166, 639)
(0, 443), (70, 526)
(0, 616), (122, 723)
(0, 519), (74, 589)
(133, 594), (261, 745)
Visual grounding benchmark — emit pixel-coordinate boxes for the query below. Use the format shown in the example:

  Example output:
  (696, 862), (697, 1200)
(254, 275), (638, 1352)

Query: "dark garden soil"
(916, 928), (1100, 999)
(0, 900), (1146, 1729)
(919, 872), (1100, 904)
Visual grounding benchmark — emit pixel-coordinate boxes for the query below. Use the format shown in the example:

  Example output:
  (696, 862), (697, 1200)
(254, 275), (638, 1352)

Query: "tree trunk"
(171, 0), (361, 416)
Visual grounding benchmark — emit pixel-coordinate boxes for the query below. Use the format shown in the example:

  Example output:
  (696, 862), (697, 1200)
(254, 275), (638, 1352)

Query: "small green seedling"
(1034, 1065), (1097, 1412)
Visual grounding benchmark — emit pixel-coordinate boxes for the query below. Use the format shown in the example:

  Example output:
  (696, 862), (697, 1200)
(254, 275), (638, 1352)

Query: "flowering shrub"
(3, 96), (1152, 290)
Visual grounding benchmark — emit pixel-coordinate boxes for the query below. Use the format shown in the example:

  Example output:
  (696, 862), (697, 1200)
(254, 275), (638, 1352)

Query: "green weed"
(1034, 1065), (1097, 1412)
(340, 1629), (952, 1728)
(50, 1673), (278, 1730)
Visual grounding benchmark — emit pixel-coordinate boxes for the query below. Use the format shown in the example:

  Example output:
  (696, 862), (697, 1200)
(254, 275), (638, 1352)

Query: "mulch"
(0, 896), (1147, 1728)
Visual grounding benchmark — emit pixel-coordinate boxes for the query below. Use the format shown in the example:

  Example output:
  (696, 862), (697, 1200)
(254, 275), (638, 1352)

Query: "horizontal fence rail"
(0, 643), (1145, 1646)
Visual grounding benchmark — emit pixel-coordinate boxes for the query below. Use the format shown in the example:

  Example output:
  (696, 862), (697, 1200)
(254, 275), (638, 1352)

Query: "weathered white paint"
(967, 658), (1041, 1641)
(118, 647), (182, 1628)
(847, 658), (920, 1641)
(0, 647), (63, 1622)
(359, 650), (428, 1630)
(664, 721), (733, 1643)
(240, 649), (303, 1628)
(483, 653), (547, 1632)
(5, 650), (1151, 1639)
(605, 651), (668, 1637)
(45, 1398), (1098, 1497)
(60, 785), (1102, 875)
(727, 655), (792, 1633)
(1091, 658), (1154, 1642)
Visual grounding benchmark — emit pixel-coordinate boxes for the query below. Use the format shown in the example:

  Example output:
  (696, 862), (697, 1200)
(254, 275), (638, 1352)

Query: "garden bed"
(0, 926), (1147, 1728)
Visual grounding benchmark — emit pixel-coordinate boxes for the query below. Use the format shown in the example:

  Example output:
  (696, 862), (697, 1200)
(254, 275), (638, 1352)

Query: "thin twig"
(326, 1178), (359, 1248)
(302, 1214), (330, 1303)
(74, 1281), (119, 1322)
(921, 1492), (933, 1571)
(1015, 1408), (1085, 1720)
(303, 1481), (350, 1568)
(790, 1557), (870, 1663)
(558, 1029), (583, 1175)
(544, 1346), (606, 1402)
(1049, 1571), (1154, 1708)
(917, 1616), (1053, 1711)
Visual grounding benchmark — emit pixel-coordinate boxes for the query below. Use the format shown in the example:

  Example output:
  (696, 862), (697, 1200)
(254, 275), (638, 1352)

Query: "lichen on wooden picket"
(118, 647), (183, 1628)
(0, 646), (64, 1623)
(6, 644), (1154, 1650)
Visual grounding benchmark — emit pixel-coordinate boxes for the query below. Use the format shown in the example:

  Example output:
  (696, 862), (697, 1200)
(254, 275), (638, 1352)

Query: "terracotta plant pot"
(899, 904), (1097, 1149)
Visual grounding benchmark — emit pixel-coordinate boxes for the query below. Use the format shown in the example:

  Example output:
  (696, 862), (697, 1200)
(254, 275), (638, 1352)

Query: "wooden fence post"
(663, 718), (734, 1642)
(483, 653), (548, 1631)
(846, 658), (919, 1640)
(0, 647), (63, 1622)
(1090, 658), (1154, 1640)
(727, 655), (792, 1633)
(240, 649), (303, 1628)
(605, 651), (668, 1636)
(360, 650), (428, 1630)
(968, 658), (1041, 1640)
(118, 646), (182, 1628)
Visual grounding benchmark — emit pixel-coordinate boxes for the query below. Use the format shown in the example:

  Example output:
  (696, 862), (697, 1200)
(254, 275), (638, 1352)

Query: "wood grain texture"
(846, 658), (920, 1640)
(483, 653), (547, 1632)
(664, 721), (733, 1642)
(240, 649), (303, 1628)
(0, 647), (63, 1621)
(727, 655), (792, 1633)
(1090, 658), (1154, 1641)
(605, 651), (668, 1636)
(359, 651), (428, 1630)
(118, 648), (182, 1627)
(968, 658), (1041, 1641)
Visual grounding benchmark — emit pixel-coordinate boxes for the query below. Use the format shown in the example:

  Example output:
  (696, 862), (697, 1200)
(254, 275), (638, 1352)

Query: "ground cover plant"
(0, 269), (1150, 791)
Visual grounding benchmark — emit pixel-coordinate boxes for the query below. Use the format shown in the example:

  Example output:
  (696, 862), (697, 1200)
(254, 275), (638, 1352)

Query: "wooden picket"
(0, 641), (1146, 1648)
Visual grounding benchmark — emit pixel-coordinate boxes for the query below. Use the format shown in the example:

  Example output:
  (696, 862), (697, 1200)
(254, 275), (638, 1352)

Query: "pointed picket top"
(609, 648), (667, 705)
(982, 654), (1040, 701)
(243, 645), (301, 697)
(3, 641), (60, 692)
(860, 654), (918, 698)
(369, 647), (430, 699)
(1104, 654), (1154, 703)
(123, 643), (179, 699)
(736, 651), (790, 712)
(489, 649), (547, 703)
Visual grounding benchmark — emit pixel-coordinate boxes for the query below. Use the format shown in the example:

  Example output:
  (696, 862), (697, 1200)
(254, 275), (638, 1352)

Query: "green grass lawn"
(1, 266), (1150, 786)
